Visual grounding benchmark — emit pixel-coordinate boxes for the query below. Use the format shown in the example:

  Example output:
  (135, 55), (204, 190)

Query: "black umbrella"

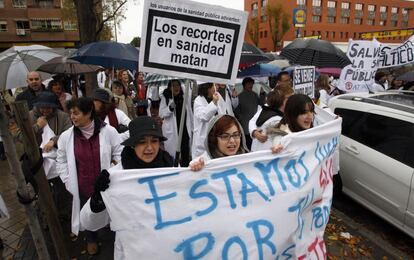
(37, 56), (102, 74)
(280, 38), (351, 68)
(239, 42), (272, 68)
(396, 71), (414, 82)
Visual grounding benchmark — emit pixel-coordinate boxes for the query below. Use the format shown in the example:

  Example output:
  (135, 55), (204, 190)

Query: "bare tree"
(266, 4), (290, 51)
(247, 17), (260, 46)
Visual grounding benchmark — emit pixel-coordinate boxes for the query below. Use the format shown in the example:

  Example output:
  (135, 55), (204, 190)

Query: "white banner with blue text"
(102, 118), (342, 259)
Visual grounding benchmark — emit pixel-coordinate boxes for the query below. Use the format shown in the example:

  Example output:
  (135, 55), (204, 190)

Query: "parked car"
(329, 91), (414, 238)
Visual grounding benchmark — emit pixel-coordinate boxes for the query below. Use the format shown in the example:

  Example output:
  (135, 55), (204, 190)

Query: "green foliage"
(266, 4), (290, 51)
(247, 17), (260, 46)
(130, 37), (141, 47)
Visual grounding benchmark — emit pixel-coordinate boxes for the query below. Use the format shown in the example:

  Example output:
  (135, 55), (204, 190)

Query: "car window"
(336, 108), (414, 168)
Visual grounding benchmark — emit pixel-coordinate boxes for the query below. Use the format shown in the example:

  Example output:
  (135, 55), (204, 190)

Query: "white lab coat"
(217, 86), (238, 116)
(159, 88), (193, 159)
(192, 96), (225, 158)
(56, 124), (122, 235)
(104, 108), (131, 142)
(369, 82), (388, 92)
(248, 106), (283, 152)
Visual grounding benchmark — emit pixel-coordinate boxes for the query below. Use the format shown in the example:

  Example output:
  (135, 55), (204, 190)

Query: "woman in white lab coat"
(192, 83), (225, 158)
(159, 80), (193, 166)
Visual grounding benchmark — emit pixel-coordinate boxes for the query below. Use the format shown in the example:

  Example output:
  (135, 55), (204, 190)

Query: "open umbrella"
(281, 38), (351, 68)
(316, 67), (342, 77)
(0, 45), (61, 90)
(268, 59), (291, 69)
(37, 56), (102, 75)
(144, 73), (185, 88)
(70, 41), (139, 71)
(396, 71), (414, 82)
(239, 42), (272, 69)
(237, 63), (281, 78)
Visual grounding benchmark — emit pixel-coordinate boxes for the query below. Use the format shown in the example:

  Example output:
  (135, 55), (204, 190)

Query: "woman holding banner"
(190, 114), (248, 171)
(79, 116), (174, 259)
(248, 84), (294, 152)
(267, 94), (315, 153)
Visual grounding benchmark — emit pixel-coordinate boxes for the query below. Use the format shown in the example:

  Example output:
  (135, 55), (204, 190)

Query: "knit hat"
(33, 91), (59, 108)
(93, 88), (111, 103)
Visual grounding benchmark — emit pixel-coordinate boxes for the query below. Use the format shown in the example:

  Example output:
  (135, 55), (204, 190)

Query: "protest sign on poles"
(338, 34), (414, 92)
(96, 118), (341, 259)
(293, 66), (315, 98)
(139, 0), (248, 84)
(338, 39), (382, 92)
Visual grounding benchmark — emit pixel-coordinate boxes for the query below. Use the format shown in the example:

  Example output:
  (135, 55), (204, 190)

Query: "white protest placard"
(139, 0), (248, 84)
(293, 66), (315, 98)
(338, 39), (382, 92)
(100, 119), (342, 259)
(378, 34), (414, 68)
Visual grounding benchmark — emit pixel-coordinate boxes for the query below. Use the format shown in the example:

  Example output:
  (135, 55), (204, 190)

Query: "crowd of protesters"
(0, 65), (413, 256)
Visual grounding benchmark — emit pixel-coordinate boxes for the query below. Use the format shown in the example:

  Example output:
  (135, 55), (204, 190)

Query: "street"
(326, 192), (414, 259)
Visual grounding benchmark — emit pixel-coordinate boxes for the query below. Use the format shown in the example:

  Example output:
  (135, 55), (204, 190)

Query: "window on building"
(327, 16), (336, 23)
(401, 21), (408, 27)
(0, 21), (7, 31)
(379, 20), (386, 26)
(251, 3), (258, 18)
(331, 31), (335, 38)
(340, 32), (343, 38)
(354, 18), (362, 24)
(367, 19), (375, 25)
(391, 7), (398, 13)
(261, 0), (267, 7)
(312, 15), (321, 22)
(380, 6), (387, 13)
(402, 8), (408, 15)
(317, 30), (321, 36)
(355, 3), (363, 10)
(345, 32), (349, 38)
(64, 21), (77, 31)
(260, 31), (263, 38)
(340, 17), (349, 24)
(325, 31), (329, 38)
(261, 15), (267, 22)
(341, 2), (349, 9)
(312, 0), (321, 7)
(31, 19), (63, 31)
(33, 0), (54, 7)
(16, 20), (30, 29)
(391, 20), (398, 27)
(368, 5), (375, 12)
(353, 32), (357, 39)
(327, 1), (336, 8)
(0, 0), (4, 8)
(12, 0), (26, 8)
(297, 0), (306, 5)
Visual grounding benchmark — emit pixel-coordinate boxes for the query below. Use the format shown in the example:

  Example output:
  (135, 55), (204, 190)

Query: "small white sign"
(293, 66), (315, 98)
(139, 0), (248, 84)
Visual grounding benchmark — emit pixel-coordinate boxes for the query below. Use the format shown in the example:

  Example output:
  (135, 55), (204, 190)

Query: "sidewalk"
(0, 160), (27, 260)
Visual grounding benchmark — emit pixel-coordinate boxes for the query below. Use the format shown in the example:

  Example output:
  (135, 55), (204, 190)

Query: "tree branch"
(96, 0), (127, 37)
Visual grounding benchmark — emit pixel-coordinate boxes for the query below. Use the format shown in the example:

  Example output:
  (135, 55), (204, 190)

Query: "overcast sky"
(117, 0), (244, 43)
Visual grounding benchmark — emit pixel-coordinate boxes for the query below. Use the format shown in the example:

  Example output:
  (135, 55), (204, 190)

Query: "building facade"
(244, 0), (414, 51)
(0, 0), (79, 50)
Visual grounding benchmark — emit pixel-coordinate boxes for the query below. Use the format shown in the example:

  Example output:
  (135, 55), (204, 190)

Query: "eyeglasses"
(217, 132), (241, 142)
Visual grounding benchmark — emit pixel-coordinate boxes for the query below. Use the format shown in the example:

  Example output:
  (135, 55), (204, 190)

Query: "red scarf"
(107, 109), (119, 129)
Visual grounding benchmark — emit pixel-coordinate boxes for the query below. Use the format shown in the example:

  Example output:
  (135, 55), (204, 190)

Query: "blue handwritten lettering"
(284, 160), (301, 188)
(189, 179), (218, 217)
(211, 168), (238, 209)
(174, 232), (214, 259)
(138, 173), (192, 230)
(237, 173), (270, 207)
(246, 219), (277, 259)
(288, 189), (314, 239)
(254, 160), (276, 196)
(222, 236), (248, 260)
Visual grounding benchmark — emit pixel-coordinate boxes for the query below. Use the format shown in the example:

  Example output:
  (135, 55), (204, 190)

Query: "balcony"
(312, 6), (321, 15)
(341, 9), (350, 17)
(252, 9), (258, 18)
(327, 7), (336, 17)
(354, 10), (363, 18)
(16, 28), (26, 35)
(367, 11), (376, 19)
(380, 12), (387, 20)
(402, 13), (408, 21)
(391, 13), (398, 21)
